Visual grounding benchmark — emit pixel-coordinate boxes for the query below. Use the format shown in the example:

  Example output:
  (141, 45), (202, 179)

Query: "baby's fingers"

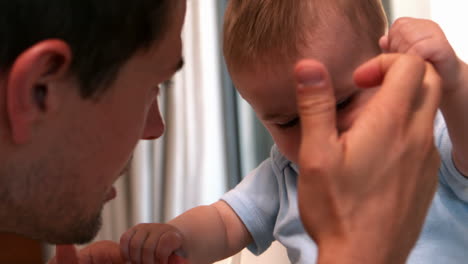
(140, 232), (159, 264)
(120, 229), (137, 262)
(155, 232), (184, 264)
(121, 228), (150, 264)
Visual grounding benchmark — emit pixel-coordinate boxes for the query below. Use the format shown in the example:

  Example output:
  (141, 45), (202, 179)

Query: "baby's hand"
(381, 17), (462, 92)
(120, 223), (186, 264)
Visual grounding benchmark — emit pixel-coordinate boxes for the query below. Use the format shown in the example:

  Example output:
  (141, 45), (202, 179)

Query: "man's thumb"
(295, 60), (337, 152)
(54, 245), (79, 264)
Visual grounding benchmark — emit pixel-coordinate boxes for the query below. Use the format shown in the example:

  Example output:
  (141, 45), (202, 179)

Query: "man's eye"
(336, 95), (354, 111)
(278, 117), (299, 129)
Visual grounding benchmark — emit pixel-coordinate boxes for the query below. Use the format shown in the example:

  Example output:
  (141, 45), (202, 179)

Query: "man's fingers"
(354, 54), (426, 115)
(354, 54), (424, 87)
(354, 53), (440, 125)
(413, 63), (442, 128)
(294, 60), (342, 242)
(55, 245), (79, 264)
(49, 242), (126, 264)
(295, 60), (338, 157)
(83, 241), (126, 264)
(349, 54), (429, 158)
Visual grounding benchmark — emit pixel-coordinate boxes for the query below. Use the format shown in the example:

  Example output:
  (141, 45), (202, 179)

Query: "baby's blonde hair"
(223, 0), (388, 71)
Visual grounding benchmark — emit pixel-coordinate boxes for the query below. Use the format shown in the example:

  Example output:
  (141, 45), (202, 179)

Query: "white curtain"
(390, 0), (431, 19)
(162, 0), (228, 220)
(389, 0), (468, 62)
(430, 0), (468, 62)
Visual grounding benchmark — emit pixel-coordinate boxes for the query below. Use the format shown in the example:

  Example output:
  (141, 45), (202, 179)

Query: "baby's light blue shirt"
(222, 112), (468, 264)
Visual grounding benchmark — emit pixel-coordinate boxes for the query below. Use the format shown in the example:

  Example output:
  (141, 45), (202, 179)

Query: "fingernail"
(297, 66), (325, 86)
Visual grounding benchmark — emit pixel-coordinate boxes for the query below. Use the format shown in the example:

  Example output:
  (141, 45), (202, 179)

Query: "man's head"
(224, 0), (387, 163)
(0, 0), (186, 244)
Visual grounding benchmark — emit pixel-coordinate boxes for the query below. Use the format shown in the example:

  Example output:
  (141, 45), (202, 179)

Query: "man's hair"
(0, 0), (170, 98)
(224, 0), (387, 71)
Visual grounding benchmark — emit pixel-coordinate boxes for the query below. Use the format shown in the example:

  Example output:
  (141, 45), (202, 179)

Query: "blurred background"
(2, 0), (467, 263)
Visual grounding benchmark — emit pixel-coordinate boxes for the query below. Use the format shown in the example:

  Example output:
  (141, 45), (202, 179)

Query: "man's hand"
(48, 241), (187, 264)
(48, 241), (125, 264)
(295, 54), (442, 264)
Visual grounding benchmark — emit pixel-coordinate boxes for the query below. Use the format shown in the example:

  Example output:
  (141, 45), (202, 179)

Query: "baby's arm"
(120, 201), (252, 264)
(382, 17), (468, 176)
(170, 201), (252, 263)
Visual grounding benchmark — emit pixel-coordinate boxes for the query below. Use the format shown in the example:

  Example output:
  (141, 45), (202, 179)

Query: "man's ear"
(6, 39), (72, 144)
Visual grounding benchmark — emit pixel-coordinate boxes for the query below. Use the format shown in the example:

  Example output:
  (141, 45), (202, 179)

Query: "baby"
(121, 1), (468, 263)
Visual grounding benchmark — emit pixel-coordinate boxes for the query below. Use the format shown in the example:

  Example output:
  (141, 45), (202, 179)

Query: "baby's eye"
(278, 117), (299, 129)
(336, 95), (354, 111)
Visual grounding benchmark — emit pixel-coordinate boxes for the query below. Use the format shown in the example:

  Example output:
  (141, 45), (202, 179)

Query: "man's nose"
(141, 99), (165, 140)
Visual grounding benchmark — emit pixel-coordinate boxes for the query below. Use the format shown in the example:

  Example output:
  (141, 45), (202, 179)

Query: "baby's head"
(224, 0), (387, 163)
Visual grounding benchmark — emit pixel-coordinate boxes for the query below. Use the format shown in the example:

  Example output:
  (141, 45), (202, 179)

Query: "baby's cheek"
(271, 128), (301, 164)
